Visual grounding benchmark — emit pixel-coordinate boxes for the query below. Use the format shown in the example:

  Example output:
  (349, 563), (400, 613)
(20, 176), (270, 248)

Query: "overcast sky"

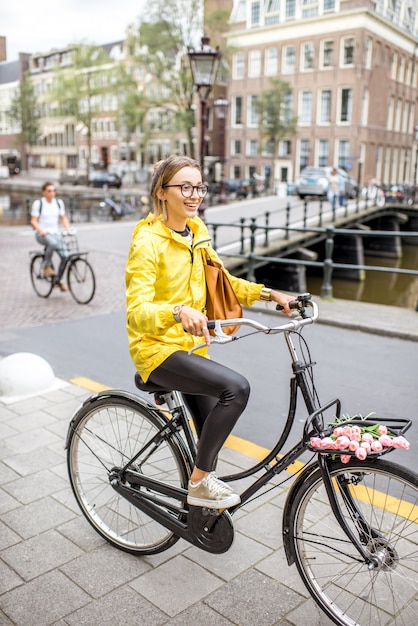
(1, 0), (147, 62)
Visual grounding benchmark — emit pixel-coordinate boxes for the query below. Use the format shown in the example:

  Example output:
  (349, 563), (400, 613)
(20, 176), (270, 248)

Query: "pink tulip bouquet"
(309, 414), (410, 464)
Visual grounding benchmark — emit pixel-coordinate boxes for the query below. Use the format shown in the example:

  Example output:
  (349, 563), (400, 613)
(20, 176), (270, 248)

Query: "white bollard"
(0, 352), (56, 400)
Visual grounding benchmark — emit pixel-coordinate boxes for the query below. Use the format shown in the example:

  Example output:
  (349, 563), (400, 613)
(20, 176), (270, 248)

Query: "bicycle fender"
(282, 461), (321, 566)
(65, 389), (170, 449)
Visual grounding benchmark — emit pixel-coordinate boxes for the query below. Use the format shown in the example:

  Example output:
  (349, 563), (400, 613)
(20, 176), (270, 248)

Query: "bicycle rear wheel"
(288, 458), (418, 625)
(30, 254), (54, 297)
(67, 257), (95, 304)
(67, 395), (190, 555)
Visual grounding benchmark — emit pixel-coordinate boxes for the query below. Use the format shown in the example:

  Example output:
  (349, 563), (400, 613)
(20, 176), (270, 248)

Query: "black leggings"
(148, 351), (250, 472)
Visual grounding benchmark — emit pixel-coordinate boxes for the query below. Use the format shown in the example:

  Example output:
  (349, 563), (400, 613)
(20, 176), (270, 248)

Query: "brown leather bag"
(203, 251), (242, 336)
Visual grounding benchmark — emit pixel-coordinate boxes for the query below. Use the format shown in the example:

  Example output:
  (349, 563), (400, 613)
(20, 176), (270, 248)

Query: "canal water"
(1, 190), (418, 310)
(307, 244), (418, 310)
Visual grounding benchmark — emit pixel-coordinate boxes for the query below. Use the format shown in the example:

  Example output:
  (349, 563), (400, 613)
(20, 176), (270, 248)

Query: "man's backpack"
(37, 197), (63, 215)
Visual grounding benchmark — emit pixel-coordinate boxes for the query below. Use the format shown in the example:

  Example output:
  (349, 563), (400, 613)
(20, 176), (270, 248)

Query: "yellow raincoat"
(126, 214), (265, 382)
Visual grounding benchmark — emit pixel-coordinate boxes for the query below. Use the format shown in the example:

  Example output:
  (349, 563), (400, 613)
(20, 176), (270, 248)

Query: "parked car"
(211, 178), (251, 199)
(295, 166), (358, 199)
(89, 171), (122, 189)
(59, 169), (89, 185)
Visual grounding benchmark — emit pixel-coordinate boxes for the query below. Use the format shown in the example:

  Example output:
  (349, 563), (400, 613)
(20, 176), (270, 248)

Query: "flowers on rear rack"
(309, 413), (410, 464)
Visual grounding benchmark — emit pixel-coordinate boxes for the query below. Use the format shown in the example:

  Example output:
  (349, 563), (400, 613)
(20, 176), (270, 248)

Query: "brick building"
(223, 0), (418, 189)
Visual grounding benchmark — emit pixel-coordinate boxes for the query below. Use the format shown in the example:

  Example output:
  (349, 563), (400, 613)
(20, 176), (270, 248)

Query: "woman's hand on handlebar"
(179, 305), (211, 346)
(270, 291), (296, 317)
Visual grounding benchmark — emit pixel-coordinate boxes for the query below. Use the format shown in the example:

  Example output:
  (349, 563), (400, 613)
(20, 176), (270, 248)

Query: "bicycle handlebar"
(189, 294), (318, 354)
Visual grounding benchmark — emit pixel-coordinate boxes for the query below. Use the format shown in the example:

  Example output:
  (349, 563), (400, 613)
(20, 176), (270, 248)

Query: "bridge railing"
(207, 221), (418, 312)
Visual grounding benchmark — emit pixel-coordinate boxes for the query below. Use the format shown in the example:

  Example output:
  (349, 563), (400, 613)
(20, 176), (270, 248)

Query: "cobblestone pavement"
(0, 226), (126, 331)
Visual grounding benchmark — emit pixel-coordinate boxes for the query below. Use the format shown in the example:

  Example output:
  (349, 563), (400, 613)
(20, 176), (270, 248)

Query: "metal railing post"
(320, 226), (335, 298)
(263, 212), (270, 247)
(285, 203), (291, 240)
(303, 201), (307, 228)
(318, 198), (323, 227)
(211, 224), (218, 250)
(250, 217), (257, 253)
(240, 218), (246, 254)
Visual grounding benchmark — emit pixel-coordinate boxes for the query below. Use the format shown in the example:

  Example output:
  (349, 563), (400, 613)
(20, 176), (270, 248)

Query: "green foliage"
(50, 44), (113, 166)
(136, 0), (203, 157)
(7, 71), (41, 148)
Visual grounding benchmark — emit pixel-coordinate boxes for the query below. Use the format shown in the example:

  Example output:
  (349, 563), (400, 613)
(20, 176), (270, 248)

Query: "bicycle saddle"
(134, 372), (171, 394)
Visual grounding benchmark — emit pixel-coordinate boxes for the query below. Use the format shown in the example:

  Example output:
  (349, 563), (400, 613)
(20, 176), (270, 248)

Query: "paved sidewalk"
(0, 380), (336, 626)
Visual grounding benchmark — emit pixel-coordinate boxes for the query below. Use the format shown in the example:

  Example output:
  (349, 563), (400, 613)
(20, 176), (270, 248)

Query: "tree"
(137, 0), (203, 159)
(257, 78), (298, 192)
(50, 44), (112, 171)
(7, 71), (41, 171)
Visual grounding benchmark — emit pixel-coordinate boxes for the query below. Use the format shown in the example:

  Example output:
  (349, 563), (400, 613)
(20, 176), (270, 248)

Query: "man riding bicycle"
(30, 181), (72, 292)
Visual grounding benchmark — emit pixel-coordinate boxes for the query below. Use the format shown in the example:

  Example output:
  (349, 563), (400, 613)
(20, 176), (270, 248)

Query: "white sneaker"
(187, 472), (240, 509)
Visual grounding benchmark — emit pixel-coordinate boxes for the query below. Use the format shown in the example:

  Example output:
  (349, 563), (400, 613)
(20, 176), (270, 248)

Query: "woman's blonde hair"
(150, 155), (201, 220)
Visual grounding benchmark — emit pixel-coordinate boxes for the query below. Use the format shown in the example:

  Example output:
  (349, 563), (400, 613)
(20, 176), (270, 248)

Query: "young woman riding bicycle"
(125, 155), (295, 510)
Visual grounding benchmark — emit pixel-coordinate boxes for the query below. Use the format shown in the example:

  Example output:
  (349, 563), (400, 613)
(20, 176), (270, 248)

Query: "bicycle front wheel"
(67, 257), (95, 304)
(67, 395), (190, 555)
(30, 254), (54, 298)
(288, 458), (418, 625)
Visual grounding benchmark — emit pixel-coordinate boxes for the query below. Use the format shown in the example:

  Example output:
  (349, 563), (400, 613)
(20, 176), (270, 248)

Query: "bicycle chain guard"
(188, 506), (234, 554)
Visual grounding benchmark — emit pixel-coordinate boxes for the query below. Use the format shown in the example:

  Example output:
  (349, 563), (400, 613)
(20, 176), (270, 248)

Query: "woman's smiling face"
(159, 166), (204, 229)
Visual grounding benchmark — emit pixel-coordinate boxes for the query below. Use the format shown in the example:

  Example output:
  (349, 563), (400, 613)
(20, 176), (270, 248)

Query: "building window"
(319, 89), (332, 123)
(340, 88), (352, 122)
(302, 0), (318, 18)
(250, 1), (261, 26)
(283, 45), (296, 73)
(265, 47), (278, 76)
(249, 95), (259, 125)
(322, 40), (334, 68)
(265, 0), (280, 25)
(338, 140), (349, 169)
(233, 96), (243, 125)
(364, 36), (372, 69)
(398, 56), (405, 83)
(302, 42), (314, 70)
(342, 37), (355, 66)
(300, 139), (310, 169)
(300, 90), (312, 124)
(324, 0), (336, 10)
(232, 139), (242, 155)
(285, 0), (296, 19)
(387, 96), (394, 130)
(318, 139), (329, 166)
(391, 52), (397, 79)
(247, 139), (258, 156)
(233, 52), (245, 79)
(249, 50), (261, 77)
(361, 88), (369, 126)
(279, 139), (291, 156)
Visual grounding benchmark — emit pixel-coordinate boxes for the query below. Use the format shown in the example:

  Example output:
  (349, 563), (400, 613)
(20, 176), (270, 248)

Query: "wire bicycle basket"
(60, 232), (80, 255)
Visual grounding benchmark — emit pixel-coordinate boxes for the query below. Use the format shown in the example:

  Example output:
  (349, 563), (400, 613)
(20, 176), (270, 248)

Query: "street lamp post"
(214, 98), (230, 204)
(414, 125), (418, 204)
(188, 35), (221, 218)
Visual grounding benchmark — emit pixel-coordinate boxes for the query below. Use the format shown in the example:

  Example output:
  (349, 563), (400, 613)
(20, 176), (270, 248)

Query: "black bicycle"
(30, 231), (96, 304)
(66, 294), (417, 625)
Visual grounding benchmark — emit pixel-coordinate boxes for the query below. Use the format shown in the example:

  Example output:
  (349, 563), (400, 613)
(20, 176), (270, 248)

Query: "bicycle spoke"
(290, 459), (418, 625)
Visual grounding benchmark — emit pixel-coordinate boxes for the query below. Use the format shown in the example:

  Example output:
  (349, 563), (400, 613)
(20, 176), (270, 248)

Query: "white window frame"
(301, 42), (314, 71)
(248, 50), (262, 77)
(265, 47), (278, 76)
(232, 52), (245, 79)
(283, 45), (296, 74)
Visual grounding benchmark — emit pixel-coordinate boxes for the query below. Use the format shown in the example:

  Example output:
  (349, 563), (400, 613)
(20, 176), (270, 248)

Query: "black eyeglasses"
(162, 183), (209, 198)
